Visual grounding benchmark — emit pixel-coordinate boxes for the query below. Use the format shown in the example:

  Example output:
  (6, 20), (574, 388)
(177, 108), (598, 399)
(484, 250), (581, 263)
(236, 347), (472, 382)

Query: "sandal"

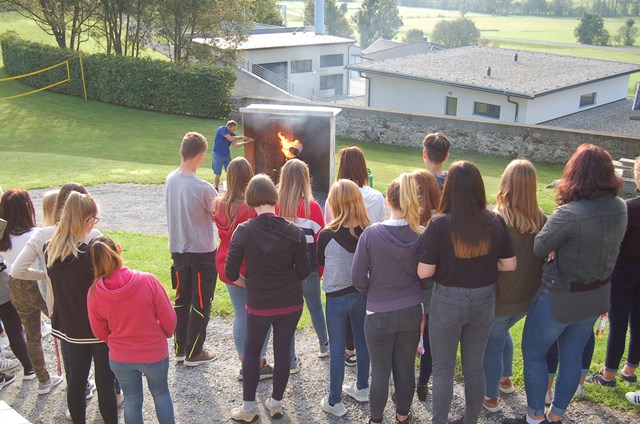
(396, 410), (413, 423)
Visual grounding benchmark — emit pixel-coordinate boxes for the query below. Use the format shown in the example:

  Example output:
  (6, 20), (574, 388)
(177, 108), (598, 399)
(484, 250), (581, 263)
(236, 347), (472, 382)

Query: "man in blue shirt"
(212, 120), (252, 191)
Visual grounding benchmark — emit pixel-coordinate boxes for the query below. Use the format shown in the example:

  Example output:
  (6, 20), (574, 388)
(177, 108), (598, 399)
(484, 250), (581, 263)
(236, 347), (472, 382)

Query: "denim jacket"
(534, 194), (627, 292)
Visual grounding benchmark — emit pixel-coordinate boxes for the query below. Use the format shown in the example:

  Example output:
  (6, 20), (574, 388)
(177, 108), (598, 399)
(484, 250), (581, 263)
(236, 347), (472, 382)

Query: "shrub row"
(1, 33), (235, 119)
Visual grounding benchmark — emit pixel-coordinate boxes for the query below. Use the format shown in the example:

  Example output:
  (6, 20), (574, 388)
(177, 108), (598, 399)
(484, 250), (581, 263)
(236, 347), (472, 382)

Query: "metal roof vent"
(486, 66), (492, 77)
(514, 53), (518, 62)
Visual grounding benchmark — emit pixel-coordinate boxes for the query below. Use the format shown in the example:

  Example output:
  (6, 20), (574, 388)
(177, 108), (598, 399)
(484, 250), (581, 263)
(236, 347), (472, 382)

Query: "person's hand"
(243, 137), (254, 142)
(546, 251), (555, 262)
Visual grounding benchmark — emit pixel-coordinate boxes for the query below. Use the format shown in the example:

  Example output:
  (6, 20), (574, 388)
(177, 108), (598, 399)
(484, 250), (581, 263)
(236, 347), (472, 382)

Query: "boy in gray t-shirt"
(165, 132), (218, 366)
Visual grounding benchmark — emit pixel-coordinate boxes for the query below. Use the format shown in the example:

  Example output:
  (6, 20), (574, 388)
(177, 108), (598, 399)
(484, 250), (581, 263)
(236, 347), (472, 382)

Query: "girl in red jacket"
(87, 236), (177, 424)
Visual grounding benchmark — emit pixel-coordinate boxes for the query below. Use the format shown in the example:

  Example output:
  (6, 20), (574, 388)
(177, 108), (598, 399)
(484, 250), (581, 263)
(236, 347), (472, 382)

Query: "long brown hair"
(386, 173), (423, 235)
(277, 159), (313, 221)
(326, 179), (371, 237)
(438, 161), (490, 258)
(212, 157), (254, 228)
(556, 144), (623, 205)
(88, 236), (122, 296)
(496, 160), (545, 234)
(337, 146), (369, 187)
(0, 189), (37, 252)
(53, 182), (88, 224)
(410, 170), (441, 226)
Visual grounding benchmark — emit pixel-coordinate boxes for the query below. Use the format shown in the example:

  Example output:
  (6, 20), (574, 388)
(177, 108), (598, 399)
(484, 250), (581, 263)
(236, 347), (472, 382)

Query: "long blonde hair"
(88, 236), (122, 296)
(41, 189), (59, 227)
(46, 192), (97, 267)
(496, 159), (546, 234)
(326, 179), (371, 237)
(386, 173), (423, 235)
(278, 159), (313, 221)
(212, 157), (254, 228)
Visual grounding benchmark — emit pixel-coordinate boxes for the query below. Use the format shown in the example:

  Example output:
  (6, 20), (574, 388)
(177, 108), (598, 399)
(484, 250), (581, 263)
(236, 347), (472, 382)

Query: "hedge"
(0, 33), (235, 119)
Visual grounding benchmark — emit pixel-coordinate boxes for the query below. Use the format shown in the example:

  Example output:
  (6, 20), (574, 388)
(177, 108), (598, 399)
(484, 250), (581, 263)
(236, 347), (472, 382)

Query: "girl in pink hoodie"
(87, 236), (177, 424)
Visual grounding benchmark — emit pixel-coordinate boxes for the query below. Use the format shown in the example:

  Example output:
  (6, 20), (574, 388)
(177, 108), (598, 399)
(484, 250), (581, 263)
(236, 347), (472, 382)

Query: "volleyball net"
(0, 60), (70, 101)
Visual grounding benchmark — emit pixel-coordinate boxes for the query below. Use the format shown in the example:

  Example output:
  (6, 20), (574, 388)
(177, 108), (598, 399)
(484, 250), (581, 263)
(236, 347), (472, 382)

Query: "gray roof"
(238, 31), (354, 50)
(361, 40), (445, 61)
(347, 46), (640, 98)
(360, 39), (402, 55)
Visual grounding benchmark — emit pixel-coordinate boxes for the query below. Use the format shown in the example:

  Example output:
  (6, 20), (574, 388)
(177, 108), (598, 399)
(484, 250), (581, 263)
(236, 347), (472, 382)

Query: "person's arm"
(150, 275), (177, 337)
(294, 230), (311, 280)
(316, 230), (330, 267)
(417, 220), (439, 279)
(87, 291), (110, 343)
(351, 231), (370, 293)
(10, 229), (47, 281)
(224, 133), (253, 146)
(496, 215), (517, 272)
(534, 207), (572, 258)
(498, 256), (517, 271)
(417, 262), (436, 279)
(225, 225), (245, 283)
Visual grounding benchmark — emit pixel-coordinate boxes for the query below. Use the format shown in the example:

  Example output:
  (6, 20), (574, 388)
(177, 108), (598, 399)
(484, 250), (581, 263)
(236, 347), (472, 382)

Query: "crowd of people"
(0, 128), (638, 424)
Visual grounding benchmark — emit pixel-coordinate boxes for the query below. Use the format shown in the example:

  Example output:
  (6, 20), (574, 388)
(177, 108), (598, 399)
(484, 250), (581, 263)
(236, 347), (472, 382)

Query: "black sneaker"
(586, 371), (616, 387)
(416, 380), (428, 401)
(0, 371), (16, 390)
(502, 417), (528, 424)
(619, 370), (638, 384)
(344, 352), (356, 367)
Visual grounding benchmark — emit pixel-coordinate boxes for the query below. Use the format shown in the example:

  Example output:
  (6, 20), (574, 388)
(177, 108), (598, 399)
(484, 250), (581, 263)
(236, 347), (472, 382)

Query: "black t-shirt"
(419, 212), (515, 288)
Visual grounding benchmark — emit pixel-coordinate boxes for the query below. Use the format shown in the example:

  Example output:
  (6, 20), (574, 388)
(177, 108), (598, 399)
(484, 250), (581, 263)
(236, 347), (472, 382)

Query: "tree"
(614, 18), (639, 46)
(252, 0), (283, 26)
(574, 13), (610, 45)
(303, 0), (353, 38)
(154, 0), (252, 63)
(431, 18), (480, 48)
(403, 29), (425, 43)
(352, 0), (403, 48)
(97, 0), (157, 57)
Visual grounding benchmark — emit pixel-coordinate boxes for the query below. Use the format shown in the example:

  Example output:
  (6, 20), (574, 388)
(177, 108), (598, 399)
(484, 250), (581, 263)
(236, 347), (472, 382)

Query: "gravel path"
(2, 184), (638, 423)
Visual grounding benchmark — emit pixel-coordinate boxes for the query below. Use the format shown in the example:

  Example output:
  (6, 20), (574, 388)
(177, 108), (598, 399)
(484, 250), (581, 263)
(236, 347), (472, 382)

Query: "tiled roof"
(347, 46), (640, 98)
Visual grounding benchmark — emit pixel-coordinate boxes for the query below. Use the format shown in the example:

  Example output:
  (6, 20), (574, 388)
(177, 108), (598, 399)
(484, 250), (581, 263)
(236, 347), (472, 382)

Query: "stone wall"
(230, 96), (640, 163)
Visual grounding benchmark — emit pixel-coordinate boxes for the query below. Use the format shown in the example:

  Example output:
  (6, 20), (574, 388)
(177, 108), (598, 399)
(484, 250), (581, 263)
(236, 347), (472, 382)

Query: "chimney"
(315, 0), (325, 34)
(486, 66), (492, 77)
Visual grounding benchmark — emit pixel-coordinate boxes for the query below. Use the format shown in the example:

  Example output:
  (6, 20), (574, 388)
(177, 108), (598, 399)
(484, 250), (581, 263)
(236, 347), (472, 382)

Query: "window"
(320, 74), (344, 95)
(446, 97), (457, 116)
(579, 92), (596, 107)
(473, 101), (501, 119)
(291, 59), (312, 73)
(320, 54), (344, 68)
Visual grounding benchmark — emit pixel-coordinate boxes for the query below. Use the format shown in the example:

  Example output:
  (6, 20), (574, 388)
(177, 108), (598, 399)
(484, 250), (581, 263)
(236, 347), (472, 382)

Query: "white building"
(347, 46), (640, 124)
(234, 30), (355, 100)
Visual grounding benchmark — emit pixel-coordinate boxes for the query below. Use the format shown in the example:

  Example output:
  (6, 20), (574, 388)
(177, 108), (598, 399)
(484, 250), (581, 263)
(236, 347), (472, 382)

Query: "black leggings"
(0, 301), (33, 373)
(243, 309), (302, 402)
(605, 281), (640, 370)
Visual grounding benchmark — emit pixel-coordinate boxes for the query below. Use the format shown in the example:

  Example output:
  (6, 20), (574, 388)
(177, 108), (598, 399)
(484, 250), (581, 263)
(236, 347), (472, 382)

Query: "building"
(347, 46), (640, 124)
(359, 38), (445, 62)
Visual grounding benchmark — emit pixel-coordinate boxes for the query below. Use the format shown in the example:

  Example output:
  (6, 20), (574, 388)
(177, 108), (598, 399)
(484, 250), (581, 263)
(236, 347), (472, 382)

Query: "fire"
(278, 131), (303, 159)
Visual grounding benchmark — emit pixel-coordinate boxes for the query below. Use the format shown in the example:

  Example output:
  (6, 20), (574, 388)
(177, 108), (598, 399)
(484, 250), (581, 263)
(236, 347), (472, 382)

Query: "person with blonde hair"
(418, 161), (516, 424)
(277, 159), (329, 362)
(482, 159), (546, 413)
(212, 157), (272, 379)
(87, 236), (177, 424)
(45, 192), (118, 424)
(227, 174), (310, 422)
(318, 179), (371, 417)
(41, 189), (59, 227)
(352, 173), (425, 424)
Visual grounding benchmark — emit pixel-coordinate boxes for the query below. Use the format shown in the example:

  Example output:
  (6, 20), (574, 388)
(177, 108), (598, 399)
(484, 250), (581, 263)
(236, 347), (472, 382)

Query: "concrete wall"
(229, 96), (640, 163)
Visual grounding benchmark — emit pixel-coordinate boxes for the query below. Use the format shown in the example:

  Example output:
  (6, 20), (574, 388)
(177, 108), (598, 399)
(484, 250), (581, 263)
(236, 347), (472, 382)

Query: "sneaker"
(237, 363), (274, 381)
(41, 321), (52, 337)
(395, 410), (413, 423)
(0, 371), (16, 390)
(321, 395), (347, 417)
(0, 336), (9, 350)
(38, 375), (64, 395)
(499, 377), (516, 394)
(0, 349), (15, 359)
(264, 397), (284, 419)
(0, 357), (19, 372)
(618, 370), (638, 384)
(483, 396), (501, 412)
(574, 383), (585, 398)
(502, 416), (528, 424)
(85, 379), (96, 399)
(23, 369), (37, 380)
(184, 349), (216, 367)
(344, 352), (357, 367)
(175, 349), (185, 363)
(545, 389), (554, 406)
(318, 341), (329, 358)
(230, 405), (259, 422)
(416, 380), (428, 401)
(543, 413), (563, 424)
(116, 391), (124, 408)
(626, 390), (640, 407)
(586, 371), (616, 387)
(290, 357), (302, 375)
(343, 381), (369, 402)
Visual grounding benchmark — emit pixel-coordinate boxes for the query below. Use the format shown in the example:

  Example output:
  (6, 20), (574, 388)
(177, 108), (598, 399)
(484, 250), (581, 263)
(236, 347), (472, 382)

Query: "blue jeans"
(483, 311), (526, 398)
(290, 271), (328, 360)
(522, 290), (598, 417)
(109, 358), (175, 424)
(226, 284), (270, 360)
(325, 292), (369, 405)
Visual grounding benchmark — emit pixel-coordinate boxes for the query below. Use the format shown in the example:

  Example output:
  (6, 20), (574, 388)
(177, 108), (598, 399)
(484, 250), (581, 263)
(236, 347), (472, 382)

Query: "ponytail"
(88, 236), (122, 296)
(387, 174), (423, 235)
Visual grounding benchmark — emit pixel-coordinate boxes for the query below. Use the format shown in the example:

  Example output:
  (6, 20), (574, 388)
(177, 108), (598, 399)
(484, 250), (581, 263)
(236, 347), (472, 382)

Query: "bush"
(0, 33), (235, 118)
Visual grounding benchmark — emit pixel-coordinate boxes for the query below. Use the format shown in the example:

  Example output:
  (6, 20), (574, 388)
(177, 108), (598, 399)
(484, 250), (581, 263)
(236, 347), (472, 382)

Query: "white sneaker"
(85, 379), (96, 399)
(545, 389), (554, 405)
(41, 321), (52, 338)
(290, 357), (302, 375)
(0, 356), (19, 372)
(0, 349), (15, 359)
(230, 405), (259, 422)
(574, 383), (586, 398)
(38, 375), (64, 395)
(321, 395), (347, 417)
(343, 382), (369, 402)
(318, 341), (329, 358)
(626, 390), (640, 407)
(264, 397), (284, 419)
(0, 336), (9, 350)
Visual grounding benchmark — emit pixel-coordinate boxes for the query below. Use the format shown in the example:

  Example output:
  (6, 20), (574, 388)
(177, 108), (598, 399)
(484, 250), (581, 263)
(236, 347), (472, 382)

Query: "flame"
(278, 131), (303, 159)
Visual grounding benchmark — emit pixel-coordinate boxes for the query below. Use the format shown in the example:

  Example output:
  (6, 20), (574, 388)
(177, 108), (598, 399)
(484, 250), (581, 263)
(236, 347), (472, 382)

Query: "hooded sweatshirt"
(351, 219), (425, 313)
(225, 213), (310, 315)
(212, 201), (256, 285)
(324, 185), (386, 224)
(87, 267), (176, 363)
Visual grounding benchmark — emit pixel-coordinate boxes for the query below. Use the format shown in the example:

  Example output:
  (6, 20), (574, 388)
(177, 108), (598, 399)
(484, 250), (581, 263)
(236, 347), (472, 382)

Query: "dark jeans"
(243, 309), (302, 402)
(605, 281), (640, 371)
(0, 300), (33, 373)
(61, 341), (117, 424)
(365, 304), (422, 421)
(170, 251), (217, 359)
(546, 331), (595, 377)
